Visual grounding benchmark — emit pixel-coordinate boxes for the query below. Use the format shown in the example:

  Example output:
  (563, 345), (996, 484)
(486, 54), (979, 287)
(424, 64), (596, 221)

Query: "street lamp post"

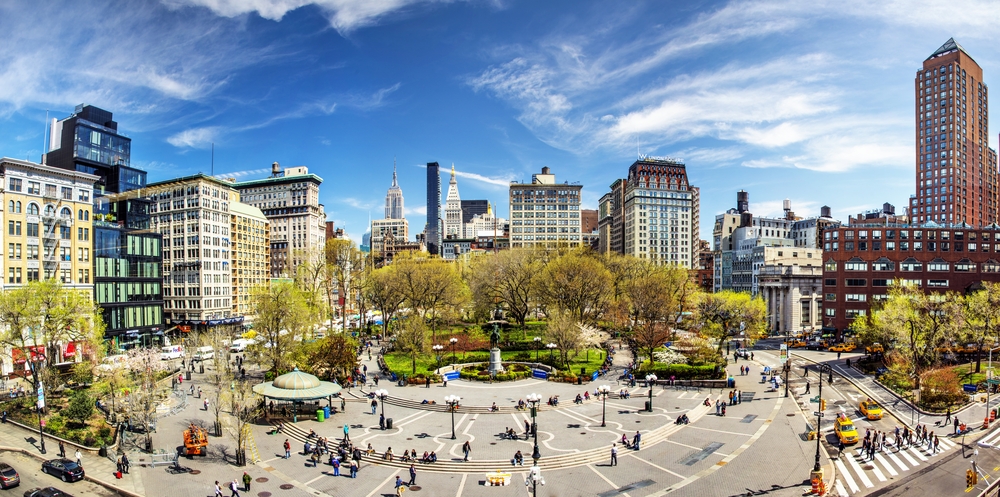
(374, 389), (388, 428)
(450, 337), (458, 364)
(526, 392), (543, 497)
(814, 364), (832, 472)
(445, 395), (461, 440)
(432, 344), (444, 364)
(597, 385), (611, 427)
(533, 337), (541, 362)
(546, 343), (556, 362)
(645, 374), (657, 412)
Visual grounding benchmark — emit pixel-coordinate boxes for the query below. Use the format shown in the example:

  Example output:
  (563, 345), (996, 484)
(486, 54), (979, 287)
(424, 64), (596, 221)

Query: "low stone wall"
(435, 361), (555, 375)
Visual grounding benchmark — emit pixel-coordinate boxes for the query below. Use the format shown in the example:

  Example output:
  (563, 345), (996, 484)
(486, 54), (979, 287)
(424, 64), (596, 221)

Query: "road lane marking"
(836, 459), (860, 494)
(884, 450), (909, 471)
(846, 453), (875, 488)
(874, 453), (898, 477)
(898, 448), (920, 466)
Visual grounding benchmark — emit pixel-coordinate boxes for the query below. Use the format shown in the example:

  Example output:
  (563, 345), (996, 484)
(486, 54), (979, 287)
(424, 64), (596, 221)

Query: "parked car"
(40, 459), (83, 483)
(0, 462), (19, 489)
(22, 487), (72, 497)
(193, 346), (215, 362)
(229, 339), (252, 353)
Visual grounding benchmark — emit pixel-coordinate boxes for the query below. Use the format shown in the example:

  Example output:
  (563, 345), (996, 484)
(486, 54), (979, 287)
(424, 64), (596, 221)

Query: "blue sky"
(0, 0), (998, 242)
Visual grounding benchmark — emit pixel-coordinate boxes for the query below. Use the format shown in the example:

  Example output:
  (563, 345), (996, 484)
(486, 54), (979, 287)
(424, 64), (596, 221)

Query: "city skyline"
(0, 1), (998, 242)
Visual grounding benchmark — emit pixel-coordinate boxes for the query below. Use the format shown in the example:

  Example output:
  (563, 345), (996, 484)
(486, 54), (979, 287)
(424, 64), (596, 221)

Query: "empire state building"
(385, 161), (404, 220)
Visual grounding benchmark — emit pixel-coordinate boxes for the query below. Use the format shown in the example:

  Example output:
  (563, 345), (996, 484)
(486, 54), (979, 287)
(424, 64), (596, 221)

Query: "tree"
(468, 249), (543, 327)
(0, 281), (104, 411)
(852, 284), (962, 392)
(226, 378), (264, 466)
(395, 317), (428, 375)
(325, 238), (364, 331)
(248, 282), (315, 375)
(536, 249), (612, 323)
(696, 290), (766, 355)
(307, 334), (359, 382)
(963, 283), (1000, 373)
(634, 322), (674, 368)
(395, 256), (467, 341)
(120, 347), (168, 451)
(363, 265), (407, 337)
(544, 312), (583, 368)
(64, 390), (94, 427)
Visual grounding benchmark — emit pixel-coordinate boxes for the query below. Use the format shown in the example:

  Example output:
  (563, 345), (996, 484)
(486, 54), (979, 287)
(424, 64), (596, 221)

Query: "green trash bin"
(317, 409), (325, 422)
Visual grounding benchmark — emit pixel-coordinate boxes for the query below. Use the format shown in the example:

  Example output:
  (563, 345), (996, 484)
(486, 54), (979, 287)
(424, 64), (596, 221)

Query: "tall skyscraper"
(912, 38), (997, 226)
(385, 160), (404, 220)
(46, 104), (146, 196)
(461, 199), (489, 223)
(426, 162), (441, 255)
(443, 164), (462, 239)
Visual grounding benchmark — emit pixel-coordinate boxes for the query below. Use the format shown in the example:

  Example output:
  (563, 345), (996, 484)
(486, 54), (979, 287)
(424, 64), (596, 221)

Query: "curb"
(0, 446), (143, 497)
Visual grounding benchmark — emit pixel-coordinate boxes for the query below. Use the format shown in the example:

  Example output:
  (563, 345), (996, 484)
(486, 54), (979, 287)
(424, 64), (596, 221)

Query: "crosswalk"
(978, 425), (1000, 448)
(834, 436), (960, 495)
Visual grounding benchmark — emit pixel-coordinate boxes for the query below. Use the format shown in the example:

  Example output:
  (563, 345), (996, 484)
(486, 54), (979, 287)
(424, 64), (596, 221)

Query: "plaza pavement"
(1, 343), (829, 497)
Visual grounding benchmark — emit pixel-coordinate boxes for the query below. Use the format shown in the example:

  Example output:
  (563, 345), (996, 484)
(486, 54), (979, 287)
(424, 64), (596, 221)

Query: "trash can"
(99, 446), (107, 457)
(185, 371), (192, 381)
(386, 418), (393, 430)
(645, 401), (651, 411)
(323, 406), (331, 418)
(199, 364), (205, 374)
(317, 410), (325, 422)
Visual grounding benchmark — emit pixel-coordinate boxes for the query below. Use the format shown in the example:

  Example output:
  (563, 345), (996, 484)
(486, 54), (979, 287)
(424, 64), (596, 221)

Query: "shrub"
(45, 415), (66, 434)
(98, 426), (112, 440)
(920, 368), (967, 411)
(83, 434), (98, 447)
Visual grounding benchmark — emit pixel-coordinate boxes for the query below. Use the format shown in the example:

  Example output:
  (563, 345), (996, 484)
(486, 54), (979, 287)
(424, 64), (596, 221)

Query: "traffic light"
(967, 469), (977, 487)
(820, 399), (826, 411)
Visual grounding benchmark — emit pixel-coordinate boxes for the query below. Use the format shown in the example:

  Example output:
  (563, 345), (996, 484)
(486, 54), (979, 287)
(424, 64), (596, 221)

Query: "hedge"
(636, 364), (720, 380)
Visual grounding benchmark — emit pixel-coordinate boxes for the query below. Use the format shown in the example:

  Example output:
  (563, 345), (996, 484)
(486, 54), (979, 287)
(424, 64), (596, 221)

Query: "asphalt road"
(0, 451), (117, 497)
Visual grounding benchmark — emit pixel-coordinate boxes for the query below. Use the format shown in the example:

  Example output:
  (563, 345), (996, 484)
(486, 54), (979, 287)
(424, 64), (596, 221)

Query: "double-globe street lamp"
(450, 337), (458, 363)
(597, 385), (611, 427)
(432, 344), (444, 362)
(546, 343), (556, 362)
(813, 364), (833, 473)
(445, 395), (461, 440)
(526, 392), (544, 497)
(533, 337), (541, 362)
(373, 389), (388, 429)
(645, 374), (658, 412)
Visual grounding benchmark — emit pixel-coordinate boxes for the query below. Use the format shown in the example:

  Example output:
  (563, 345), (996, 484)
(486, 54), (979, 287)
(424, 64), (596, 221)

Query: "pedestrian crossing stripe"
(836, 437), (961, 494)
(980, 426), (1000, 447)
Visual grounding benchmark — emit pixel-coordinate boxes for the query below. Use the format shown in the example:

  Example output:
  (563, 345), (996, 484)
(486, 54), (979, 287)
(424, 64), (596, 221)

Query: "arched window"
(7, 201), (13, 212)
(60, 207), (72, 219)
(16, 201), (21, 213)
(84, 211), (89, 221)
(27, 203), (39, 215)
(44, 205), (55, 217)
(78, 209), (84, 220)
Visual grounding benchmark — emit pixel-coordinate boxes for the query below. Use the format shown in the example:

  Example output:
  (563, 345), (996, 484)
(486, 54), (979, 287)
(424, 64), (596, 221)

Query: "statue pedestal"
(488, 348), (504, 375)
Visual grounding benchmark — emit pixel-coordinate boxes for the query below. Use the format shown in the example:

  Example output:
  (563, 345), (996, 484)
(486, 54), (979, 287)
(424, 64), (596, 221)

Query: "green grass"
(953, 363), (993, 386)
(383, 348), (608, 377)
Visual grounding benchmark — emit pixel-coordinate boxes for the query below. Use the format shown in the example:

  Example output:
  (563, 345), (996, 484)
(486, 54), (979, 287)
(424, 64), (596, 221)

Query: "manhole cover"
(580, 432), (586, 435)
(189, 470), (201, 475)
(258, 493), (272, 497)
(490, 443), (496, 445)
(787, 414), (795, 417)
(408, 486), (422, 491)
(279, 484), (294, 490)
(636, 420), (641, 423)
(256, 477), (269, 483)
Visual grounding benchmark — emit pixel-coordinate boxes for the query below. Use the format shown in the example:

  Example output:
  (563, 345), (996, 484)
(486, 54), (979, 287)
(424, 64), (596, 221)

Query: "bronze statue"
(489, 323), (501, 349)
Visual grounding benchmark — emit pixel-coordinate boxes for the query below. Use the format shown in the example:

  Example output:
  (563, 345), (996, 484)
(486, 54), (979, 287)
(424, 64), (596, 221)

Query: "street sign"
(779, 344), (788, 364)
(813, 412), (825, 417)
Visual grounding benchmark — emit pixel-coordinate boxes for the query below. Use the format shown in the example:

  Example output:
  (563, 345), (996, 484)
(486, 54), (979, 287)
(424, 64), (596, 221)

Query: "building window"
(928, 260), (949, 271)
(873, 279), (889, 287)
(927, 279), (949, 287)
(825, 308), (835, 317)
(901, 260), (923, 271)
(956, 260), (975, 272)
(60, 187), (72, 200)
(845, 259), (867, 271)
(27, 182), (39, 195)
(824, 260), (837, 272)
(845, 309), (866, 319)
(824, 278), (836, 286)
(8, 178), (22, 192)
(825, 293), (836, 301)
(845, 294), (867, 302)
(845, 279), (866, 287)
(872, 259), (894, 271)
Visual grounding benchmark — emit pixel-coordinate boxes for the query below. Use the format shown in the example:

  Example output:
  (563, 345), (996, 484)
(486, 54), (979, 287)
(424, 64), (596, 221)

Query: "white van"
(194, 346), (215, 362)
(229, 339), (252, 353)
(160, 345), (183, 360)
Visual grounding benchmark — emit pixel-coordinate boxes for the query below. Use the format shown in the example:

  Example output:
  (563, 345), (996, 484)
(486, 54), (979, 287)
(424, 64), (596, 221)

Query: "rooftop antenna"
(41, 110), (49, 165)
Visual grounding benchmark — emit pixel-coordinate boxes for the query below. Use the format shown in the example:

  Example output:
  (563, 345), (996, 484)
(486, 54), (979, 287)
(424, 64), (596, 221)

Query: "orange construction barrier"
(811, 476), (820, 495)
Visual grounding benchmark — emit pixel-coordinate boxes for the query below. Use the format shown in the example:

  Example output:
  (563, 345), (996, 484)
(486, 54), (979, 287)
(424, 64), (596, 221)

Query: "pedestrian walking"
(408, 463), (416, 485)
(341, 397), (346, 413)
(525, 419), (531, 439)
(380, 413), (386, 430)
(75, 449), (82, 467)
(395, 475), (406, 496)
(805, 382), (810, 394)
(750, 352), (754, 360)
(945, 408), (951, 424)
(116, 456), (123, 475)
(462, 441), (471, 461)
(59, 441), (65, 458)
(230, 479), (241, 497)
(243, 472), (251, 492)
(122, 452), (130, 474)
(610, 444), (618, 466)
(837, 440), (845, 459)
(332, 457), (340, 476)
(633, 431), (641, 450)
(204, 399), (209, 411)
(284, 439), (291, 459)
(926, 431), (934, 451)
(350, 460), (358, 478)
(214, 481), (224, 497)
(371, 399), (378, 415)
(954, 416), (960, 435)
(737, 389), (742, 404)
(933, 434), (940, 453)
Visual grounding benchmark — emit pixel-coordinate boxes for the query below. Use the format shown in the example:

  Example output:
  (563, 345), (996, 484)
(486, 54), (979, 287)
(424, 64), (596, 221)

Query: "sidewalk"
(0, 418), (144, 497)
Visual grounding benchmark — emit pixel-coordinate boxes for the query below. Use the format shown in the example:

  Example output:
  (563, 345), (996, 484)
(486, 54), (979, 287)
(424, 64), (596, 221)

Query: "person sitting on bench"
(507, 427), (517, 439)
(401, 449), (411, 462)
(365, 443), (376, 456)
(490, 402), (499, 412)
(383, 447), (394, 461)
(428, 451), (437, 462)
(421, 451), (430, 463)
(308, 429), (317, 438)
(575, 394), (583, 404)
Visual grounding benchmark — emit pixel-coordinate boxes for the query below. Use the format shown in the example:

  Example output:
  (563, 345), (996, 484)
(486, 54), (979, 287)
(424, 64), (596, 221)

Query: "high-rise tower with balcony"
(912, 38), (997, 226)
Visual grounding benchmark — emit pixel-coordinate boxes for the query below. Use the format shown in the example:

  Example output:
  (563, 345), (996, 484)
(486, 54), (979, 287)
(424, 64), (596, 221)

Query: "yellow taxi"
(865, 343), (884, 354)
(834, 414), (859, 444)
(859, 399), (883, 420)
(789, 340), (807, 348)
(829, 342), (856, 352)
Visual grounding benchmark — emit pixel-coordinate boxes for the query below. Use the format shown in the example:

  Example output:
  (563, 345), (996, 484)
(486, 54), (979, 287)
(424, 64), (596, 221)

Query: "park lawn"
(953, 363), (991, 387)
(383, 349), (609, 377)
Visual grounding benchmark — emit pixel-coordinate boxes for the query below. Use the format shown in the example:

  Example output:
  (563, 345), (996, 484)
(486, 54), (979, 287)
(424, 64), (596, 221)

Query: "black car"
(39, 459), (84, 483)
(0, 462), (19, 489)
(22, 487), (72, 497)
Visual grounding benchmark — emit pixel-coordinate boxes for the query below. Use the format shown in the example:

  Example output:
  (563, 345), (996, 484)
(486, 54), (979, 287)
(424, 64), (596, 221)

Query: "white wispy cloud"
(452, 169), (516, 188)
(404, 205), (427, 216)
(339, 197), (377, 210)
(161, 0), (456, 34)
(213, 167), (271, 179)
(167, 126), (221, 148)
